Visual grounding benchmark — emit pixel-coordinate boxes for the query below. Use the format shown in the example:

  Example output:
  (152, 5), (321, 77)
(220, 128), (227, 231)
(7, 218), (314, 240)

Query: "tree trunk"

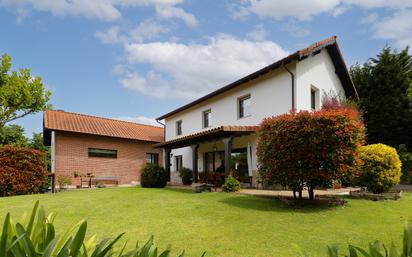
(298, 190), (302, 200)
(293, 190), (297, 199)
(308, 187), (315, 200)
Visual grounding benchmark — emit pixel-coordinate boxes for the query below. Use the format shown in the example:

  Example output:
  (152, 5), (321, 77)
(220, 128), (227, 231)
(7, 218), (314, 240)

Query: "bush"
(179, 167), (193, 185)
(141, 164), (168, 188)
(356, 143), (402, 193)
(57, 174), (71, 190)
(0, 145), (48, 196)
(0, 201), (205, 257)
(257, 108), (365, 200)
(222, 176), (240, 192)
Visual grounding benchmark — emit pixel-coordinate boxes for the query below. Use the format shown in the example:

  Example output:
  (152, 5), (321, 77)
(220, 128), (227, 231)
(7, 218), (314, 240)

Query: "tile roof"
(43, 110), (164, 143)
(154, 125), (258, 148)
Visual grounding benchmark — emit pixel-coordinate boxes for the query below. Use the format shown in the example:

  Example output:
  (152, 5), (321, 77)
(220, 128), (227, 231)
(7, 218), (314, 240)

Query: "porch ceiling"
(153, 125), (258, 149)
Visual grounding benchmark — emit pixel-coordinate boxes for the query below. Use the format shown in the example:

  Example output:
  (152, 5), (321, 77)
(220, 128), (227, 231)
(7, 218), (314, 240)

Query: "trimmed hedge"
(0, 145), (48, 196)
(141, 164), (167, 188)
(357, 143), (402, 193)
(257, 107), (365, 200)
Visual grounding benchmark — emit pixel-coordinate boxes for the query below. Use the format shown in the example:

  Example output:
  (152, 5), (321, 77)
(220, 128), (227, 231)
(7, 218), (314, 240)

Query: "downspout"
(283, 64), (295, 111)
(156, 119), (169, 178)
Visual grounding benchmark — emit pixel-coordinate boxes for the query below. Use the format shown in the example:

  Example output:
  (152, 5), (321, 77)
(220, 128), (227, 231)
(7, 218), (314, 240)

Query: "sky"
(1, 0), (412, 137)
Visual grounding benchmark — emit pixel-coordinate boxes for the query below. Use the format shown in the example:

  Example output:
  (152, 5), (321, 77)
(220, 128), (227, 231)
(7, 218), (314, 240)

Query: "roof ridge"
(46, 109), (163, 129)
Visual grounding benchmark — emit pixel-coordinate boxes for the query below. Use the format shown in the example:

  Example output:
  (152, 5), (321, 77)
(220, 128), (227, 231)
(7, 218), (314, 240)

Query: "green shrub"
(0, 145), (48, 196)
(57, 175), (71, 190)
(179, 167), (193, 185)
(357, 144), (402, 193)
(222, 176), (240, 192)
(0, 201), (205, 257)
(141, 164), (168, 188)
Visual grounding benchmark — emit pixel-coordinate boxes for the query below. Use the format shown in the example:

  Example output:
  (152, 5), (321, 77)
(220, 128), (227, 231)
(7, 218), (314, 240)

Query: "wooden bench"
(93, 176), (120, 186)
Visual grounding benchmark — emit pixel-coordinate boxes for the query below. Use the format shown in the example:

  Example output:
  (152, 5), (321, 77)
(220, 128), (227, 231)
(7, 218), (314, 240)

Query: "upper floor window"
(88, 148), (117, 158)
(238, 95), (251, 118)
(146, 153), (159, 165)
(203, 109), (211, 128)
(176, 120), (182, 136)
(311, 86), (319, 111)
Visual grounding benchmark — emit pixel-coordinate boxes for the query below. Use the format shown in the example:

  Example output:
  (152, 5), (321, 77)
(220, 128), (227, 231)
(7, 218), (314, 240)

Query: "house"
(43, 110), (164, 187)
(154, 36), (358, 186)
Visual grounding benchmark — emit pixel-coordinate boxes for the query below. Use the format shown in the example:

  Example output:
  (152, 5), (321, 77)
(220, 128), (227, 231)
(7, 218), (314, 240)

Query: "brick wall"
(54, 131), (163, 186)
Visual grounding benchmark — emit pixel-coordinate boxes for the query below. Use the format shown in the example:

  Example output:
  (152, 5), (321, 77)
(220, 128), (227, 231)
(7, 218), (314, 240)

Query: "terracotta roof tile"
(44, 110), (164, 143)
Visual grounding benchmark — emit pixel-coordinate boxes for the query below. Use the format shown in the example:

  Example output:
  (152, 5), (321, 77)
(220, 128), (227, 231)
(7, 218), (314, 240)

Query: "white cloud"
(95, 20), (169, 44)
(95, 26), (124, 44)
(116, 115), (161, 126)
(246, 25), (267, 41)
(232, 0), (412, 21)
(372, 9), (412, 48)
(120, 34), (289, 99)
(129, 20), (169, 42)
(155, 5), (197, 27)
(0, 0), (196, 26)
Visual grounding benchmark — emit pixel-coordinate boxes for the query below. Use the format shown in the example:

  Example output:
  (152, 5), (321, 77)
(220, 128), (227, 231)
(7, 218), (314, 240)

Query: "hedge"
(0, 145), (48, 196)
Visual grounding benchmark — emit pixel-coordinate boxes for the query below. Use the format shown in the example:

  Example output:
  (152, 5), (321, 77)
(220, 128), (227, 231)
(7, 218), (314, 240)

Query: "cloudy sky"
(1, 0), (412, 136)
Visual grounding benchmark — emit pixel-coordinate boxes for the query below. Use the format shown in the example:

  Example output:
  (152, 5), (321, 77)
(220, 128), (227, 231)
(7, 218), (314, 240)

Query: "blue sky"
(1, 0), (411, 137)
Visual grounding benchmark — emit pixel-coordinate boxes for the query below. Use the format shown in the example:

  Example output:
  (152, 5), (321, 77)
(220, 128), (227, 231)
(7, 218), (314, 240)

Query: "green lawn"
(0, 187), (411, 257)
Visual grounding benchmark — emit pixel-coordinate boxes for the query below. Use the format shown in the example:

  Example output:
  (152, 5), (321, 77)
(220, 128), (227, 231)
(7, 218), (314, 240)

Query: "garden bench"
(94, 176), (120, 186)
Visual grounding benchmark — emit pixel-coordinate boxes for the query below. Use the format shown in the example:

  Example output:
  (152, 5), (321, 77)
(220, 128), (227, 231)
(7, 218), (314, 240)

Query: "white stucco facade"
(161, 47), (348, 184)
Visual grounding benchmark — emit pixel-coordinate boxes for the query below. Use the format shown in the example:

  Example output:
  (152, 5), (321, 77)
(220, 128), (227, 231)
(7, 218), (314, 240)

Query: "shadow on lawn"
(219, 194), (345, 213)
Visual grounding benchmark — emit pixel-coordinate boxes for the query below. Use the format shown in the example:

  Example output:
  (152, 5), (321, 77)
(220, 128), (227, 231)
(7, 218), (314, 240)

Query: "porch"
(154, 126), (258, 186)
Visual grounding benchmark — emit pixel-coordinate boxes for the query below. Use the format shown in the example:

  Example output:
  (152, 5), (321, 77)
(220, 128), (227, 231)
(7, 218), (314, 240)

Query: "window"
(175, 155), (183, 171)
(202, 109), (211, 128)
(176, 120), (182, 136)
(146, 153), (159, 165)
(238, 95), (251, 118)
(88, 148), (117, 158)
(311, 87), (319, 110)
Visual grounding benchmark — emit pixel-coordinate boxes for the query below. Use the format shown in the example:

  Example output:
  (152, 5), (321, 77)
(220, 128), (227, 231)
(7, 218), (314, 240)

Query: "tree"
(0, 54), (51, 127)
(351, 47), (412, 148)
(0, 124), (28, 147)
(257, 108), (365, 200)
(29, 132), (51, 171)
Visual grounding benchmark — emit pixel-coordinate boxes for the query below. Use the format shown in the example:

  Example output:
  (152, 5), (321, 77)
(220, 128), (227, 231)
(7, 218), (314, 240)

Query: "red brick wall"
(54, 131), (163, 186)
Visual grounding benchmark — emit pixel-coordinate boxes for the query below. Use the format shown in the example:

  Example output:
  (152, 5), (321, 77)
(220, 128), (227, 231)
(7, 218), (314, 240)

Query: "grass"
(0, 187), (411, 257)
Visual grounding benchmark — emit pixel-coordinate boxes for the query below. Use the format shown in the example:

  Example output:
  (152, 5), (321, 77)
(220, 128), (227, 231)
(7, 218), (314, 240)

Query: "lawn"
(0, 187), (411, 257)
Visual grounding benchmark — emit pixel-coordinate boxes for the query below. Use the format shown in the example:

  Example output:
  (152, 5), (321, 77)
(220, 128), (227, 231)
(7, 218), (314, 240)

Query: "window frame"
(238, 94), (251, 119)
(175, 155), (183, 172)
(310, 85), (319, 111)
(146, 153), (159, 165)
(88, 148), (117, 159)
(176, 120), (183, 136)
(202, 109), (211, 128)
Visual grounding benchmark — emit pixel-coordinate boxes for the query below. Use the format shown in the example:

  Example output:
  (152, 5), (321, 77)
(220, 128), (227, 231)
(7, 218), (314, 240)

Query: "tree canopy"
(0, 54), (51, 127)
(351, 47), (412, 148)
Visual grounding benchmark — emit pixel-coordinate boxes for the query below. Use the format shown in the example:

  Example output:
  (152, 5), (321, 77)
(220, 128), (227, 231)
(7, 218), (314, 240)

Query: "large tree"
(0, 54), (51, 127)
(0, 124), (28, 147)
(351, 47), (412, 148)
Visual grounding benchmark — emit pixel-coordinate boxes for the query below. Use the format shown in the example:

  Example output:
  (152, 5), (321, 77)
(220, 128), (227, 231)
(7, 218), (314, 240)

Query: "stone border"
(349, 190), (402, 201)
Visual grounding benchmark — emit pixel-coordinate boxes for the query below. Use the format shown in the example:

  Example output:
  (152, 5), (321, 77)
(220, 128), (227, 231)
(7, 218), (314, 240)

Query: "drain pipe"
(283, 64), (295, 111)
(156, 119), (166, 140)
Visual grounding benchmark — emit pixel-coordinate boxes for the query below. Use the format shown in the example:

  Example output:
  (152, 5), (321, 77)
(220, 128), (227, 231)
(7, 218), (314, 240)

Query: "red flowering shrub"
(257, 108), (365, 200)
(0, 145), (48, 196)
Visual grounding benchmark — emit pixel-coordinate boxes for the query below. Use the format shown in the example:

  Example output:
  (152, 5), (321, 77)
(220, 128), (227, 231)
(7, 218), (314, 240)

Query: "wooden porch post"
(191, 144), (199, 182)
(165, 148), (171, 182)
(223, 137), (233, 177)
